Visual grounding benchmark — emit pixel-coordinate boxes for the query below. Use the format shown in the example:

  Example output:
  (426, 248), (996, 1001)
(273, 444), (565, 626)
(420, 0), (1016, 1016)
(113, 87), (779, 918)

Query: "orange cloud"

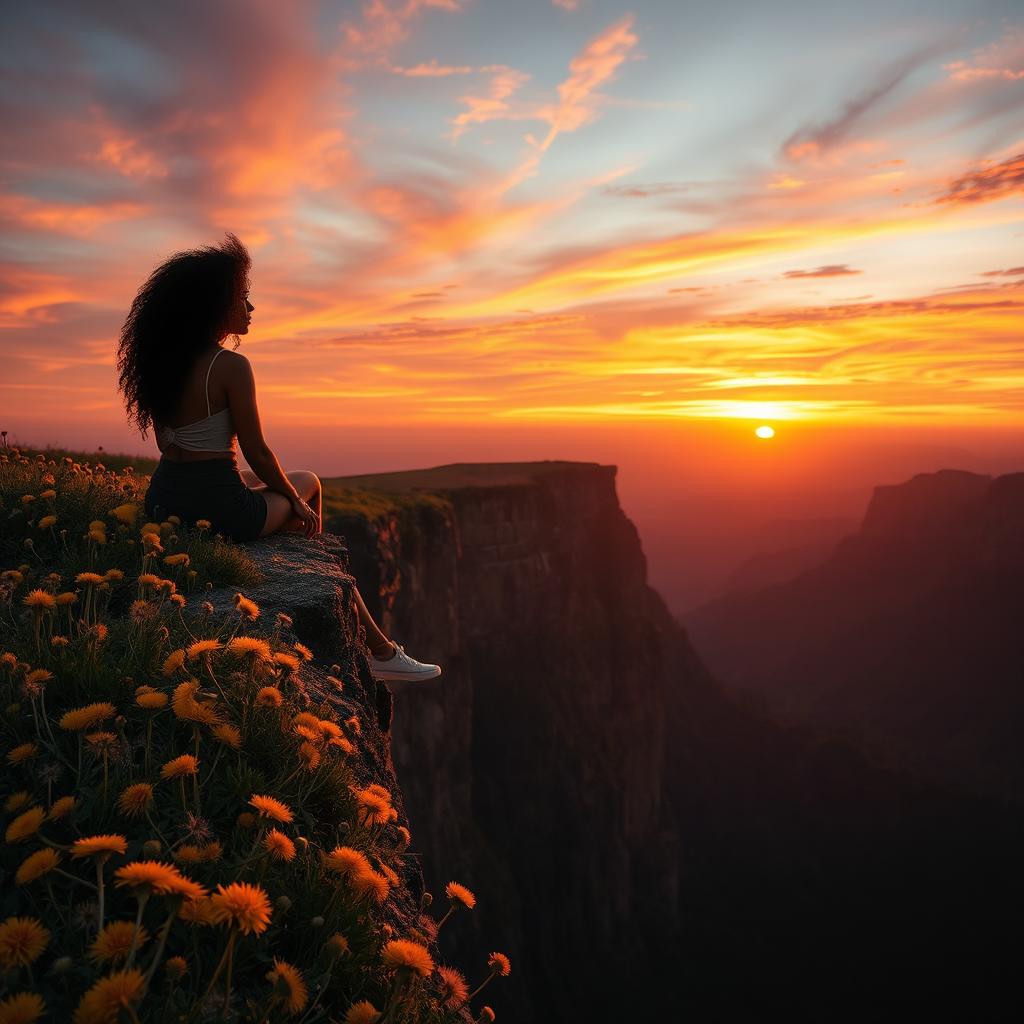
(0, 192), (147, 238)
(931, 150), (1024, 205)
(943, 27), (1024, 81)
(782, 265), (862, 279)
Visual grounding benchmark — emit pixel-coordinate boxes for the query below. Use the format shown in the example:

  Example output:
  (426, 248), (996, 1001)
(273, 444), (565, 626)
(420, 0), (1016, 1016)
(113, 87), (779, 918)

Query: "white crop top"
(156, 348), (235, 453)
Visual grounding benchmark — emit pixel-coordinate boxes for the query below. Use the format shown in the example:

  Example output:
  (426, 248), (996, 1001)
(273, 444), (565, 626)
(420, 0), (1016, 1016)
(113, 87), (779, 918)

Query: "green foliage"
(0, 447), (505, 1024)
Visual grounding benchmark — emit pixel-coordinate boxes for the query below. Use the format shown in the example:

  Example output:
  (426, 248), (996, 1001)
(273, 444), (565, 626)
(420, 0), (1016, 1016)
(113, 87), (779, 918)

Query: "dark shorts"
(144, 457), (269, 542)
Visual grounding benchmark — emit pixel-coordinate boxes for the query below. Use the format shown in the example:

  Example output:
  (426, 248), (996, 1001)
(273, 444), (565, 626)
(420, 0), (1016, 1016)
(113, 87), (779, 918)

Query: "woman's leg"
(351, 586), (396, 659)
(245, 470), (323, 538)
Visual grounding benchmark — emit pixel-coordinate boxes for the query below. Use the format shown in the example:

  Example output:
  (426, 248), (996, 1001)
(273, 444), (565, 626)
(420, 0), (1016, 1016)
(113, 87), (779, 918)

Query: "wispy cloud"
(782, 265), (863, 279)
(931, 150), (1024, 205)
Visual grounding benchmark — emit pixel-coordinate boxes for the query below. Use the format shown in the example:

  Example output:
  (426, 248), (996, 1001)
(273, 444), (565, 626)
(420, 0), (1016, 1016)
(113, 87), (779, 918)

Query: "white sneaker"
(369, 641), (442, 683)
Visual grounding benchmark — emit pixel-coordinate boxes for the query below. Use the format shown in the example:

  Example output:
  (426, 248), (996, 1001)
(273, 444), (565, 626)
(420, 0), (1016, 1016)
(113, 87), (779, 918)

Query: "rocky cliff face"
(329, 463), (682, 1021)
(321, 461), (1024, 1021)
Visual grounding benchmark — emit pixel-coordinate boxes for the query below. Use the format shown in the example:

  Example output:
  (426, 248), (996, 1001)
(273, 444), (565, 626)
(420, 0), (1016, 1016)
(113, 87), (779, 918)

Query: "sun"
(754, 425), (775, 439)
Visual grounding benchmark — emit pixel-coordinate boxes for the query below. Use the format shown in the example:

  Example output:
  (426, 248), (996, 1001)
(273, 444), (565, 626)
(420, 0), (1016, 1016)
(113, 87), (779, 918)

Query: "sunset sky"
(2, 0), (1022, 607)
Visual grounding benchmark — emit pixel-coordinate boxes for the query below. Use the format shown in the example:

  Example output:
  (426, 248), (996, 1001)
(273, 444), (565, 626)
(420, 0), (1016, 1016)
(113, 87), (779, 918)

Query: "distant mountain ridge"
(684, 466), (1024, 799)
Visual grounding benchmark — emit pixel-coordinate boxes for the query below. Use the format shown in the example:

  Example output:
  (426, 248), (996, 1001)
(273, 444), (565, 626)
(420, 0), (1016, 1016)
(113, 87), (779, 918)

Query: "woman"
(117, 232), (440, 684)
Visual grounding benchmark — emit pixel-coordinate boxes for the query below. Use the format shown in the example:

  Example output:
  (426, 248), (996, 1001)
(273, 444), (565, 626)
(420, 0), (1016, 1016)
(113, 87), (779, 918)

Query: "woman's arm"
(224, 352), (301, 502)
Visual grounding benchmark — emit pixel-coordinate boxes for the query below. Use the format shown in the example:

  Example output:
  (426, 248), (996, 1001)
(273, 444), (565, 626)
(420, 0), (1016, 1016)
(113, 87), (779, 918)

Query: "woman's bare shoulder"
(218, 349), (253, 378)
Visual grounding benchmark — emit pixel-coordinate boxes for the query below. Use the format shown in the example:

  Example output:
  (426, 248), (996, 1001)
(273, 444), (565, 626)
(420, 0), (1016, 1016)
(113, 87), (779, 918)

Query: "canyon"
(320, 461), (1024, 1021)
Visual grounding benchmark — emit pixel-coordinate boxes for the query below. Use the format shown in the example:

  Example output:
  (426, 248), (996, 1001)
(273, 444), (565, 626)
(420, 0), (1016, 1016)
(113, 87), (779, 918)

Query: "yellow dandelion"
(186, 638), (221, 659)
(15, 848), (60, 886)
(292, 712), (321, 731)
(436, 965), (469, 1008)
(381, 938), (434, 977)
(345, 715), (361, 735)
(22, 590), (55, 612)
(6, 743), (37, 765)
(169, 594), (186, 608)
(109, 504), (140, 526)
(379, 863), (400, 887)
(171, 681), (219, 724)
(165, 956), (188, 980)
(59, 701), (116, 731)
(233, 593), (260, 619)
(354, 789), (391, 825)
(85, 734), (117, 759)
(55, 591), (77, 606)
(137, 572), (161, 586)
(70, 834), (128, 859)
(72, 968), (144, 1024)
(294, 724), (322, 744)
(4, 793), (31, 814)
(343, 1002), (381, 1024)
(256, 686), (282, 707)
(178, 897), (217, 925)
(0, 991), (45, 1024)
(114, 861), (206, 900)
(227, 636), (272, 660)
(209, 882), (273, 935)
(89, 921), (149, 965)
(267, 959), (308, 1015)
(160, 754), (198, 780)
(479, 1007), (495, 1022)
(316, 720), (343, 741)
(37, 515), (57, 530)
(330, 736), (356, 755)
(4, 807), (45, 844)
(273, 651), (300, 671)
(104, 568), (125, 581)
(50, 636), (69, 648)
(75, 572), (105, 586)
(324, 846), (371, 876)
(24, 668), (53, 688)
(116, 783), (154, 818)
(48, 795), (75, 820)
(263, 829), (296, 863)
(327, 933), (350, 957)
(297, 742), (321, 771)
(195, 519), (211, 530)
(446, 881), (476, 909)
(487, 952), (511, 976)
(162, 553), (190, 567)
(396, 826), (411, 846)
(161, 649), (186, 676)
(293, 642), (314, 661)
(349, 868), (390, 904)
(211, 723), (242, 749)
(135, 690), (167, 709)
(87, 529), (107, 544)
(0, 917), (49, 968)
(249, 794), (293, 823)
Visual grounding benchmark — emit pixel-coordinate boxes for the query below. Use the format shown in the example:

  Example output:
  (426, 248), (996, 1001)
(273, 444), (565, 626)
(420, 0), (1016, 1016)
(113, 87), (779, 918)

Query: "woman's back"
(155, 347), (236, 461)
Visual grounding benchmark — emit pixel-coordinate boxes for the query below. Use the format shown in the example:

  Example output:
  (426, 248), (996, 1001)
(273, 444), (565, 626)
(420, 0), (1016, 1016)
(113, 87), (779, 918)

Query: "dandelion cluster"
(0, 446), (509, 1023)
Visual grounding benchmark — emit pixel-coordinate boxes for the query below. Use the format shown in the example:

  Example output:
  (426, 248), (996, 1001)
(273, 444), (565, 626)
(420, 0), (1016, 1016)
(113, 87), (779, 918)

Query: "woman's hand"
(289, 494), (320, 538)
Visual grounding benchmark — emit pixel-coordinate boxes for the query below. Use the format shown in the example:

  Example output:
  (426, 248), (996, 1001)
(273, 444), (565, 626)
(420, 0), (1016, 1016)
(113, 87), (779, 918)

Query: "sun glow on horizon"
(755, 425), (776, 439)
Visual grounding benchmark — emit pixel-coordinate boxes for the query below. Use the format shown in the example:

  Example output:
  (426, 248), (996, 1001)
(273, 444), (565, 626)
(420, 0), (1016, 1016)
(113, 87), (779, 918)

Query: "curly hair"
(117, 232), (251, 438)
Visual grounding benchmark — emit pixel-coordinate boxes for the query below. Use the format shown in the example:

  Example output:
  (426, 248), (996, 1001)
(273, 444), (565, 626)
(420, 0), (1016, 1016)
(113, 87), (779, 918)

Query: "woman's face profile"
(225, 282), (255, 337)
